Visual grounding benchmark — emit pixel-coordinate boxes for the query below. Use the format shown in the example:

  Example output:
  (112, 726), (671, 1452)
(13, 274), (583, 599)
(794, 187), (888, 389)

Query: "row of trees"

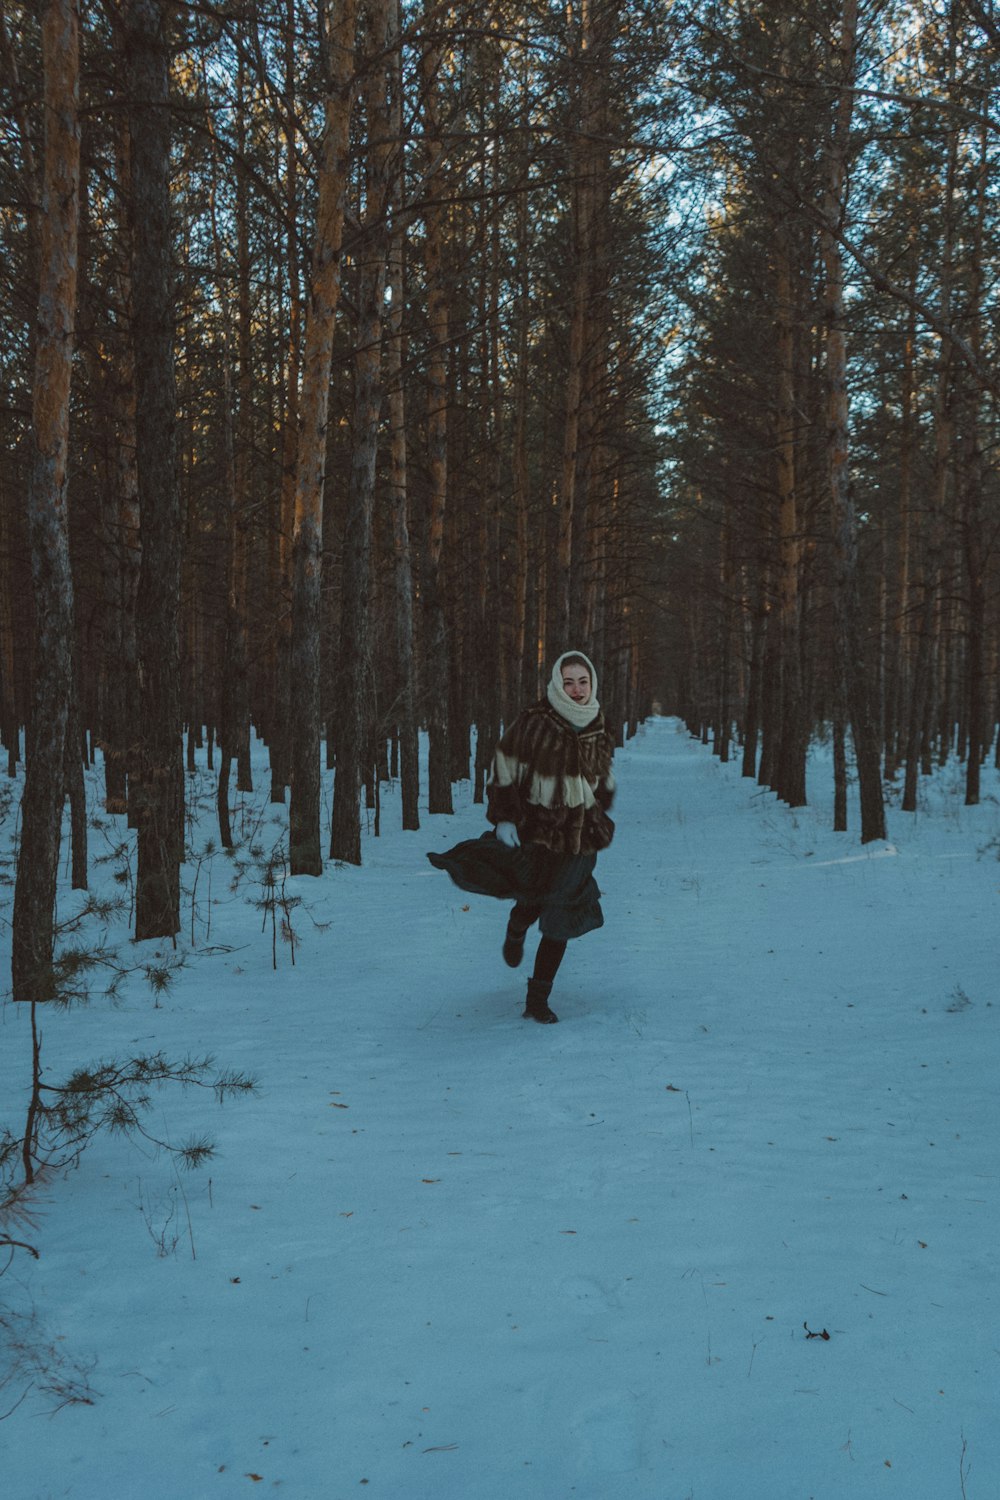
(2, 0), (671, 997)
(6, 0), (1000, 1005)
(661, 0), (1000, 838)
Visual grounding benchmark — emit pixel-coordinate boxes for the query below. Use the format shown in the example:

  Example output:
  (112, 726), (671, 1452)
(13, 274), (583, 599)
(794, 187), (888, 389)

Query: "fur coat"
(486, 701), (616, 856)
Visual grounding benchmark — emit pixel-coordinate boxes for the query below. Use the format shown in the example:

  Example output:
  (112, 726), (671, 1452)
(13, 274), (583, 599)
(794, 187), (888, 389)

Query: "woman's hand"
(496, 821), (521, 848)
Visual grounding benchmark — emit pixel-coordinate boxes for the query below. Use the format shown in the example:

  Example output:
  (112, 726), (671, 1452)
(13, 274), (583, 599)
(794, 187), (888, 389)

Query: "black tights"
(508, 903), (567, 985)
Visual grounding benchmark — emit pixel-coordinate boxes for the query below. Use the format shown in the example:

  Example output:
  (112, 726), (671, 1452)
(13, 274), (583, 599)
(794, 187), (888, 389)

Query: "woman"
(428, 650), (616, 1023)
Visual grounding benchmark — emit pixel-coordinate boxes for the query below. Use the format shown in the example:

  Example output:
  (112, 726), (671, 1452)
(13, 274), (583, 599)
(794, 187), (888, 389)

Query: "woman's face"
(561, 664), (592, 704)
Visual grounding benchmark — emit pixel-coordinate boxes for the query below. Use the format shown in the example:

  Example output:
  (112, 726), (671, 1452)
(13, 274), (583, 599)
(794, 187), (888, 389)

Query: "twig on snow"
(960, 1431), (970, 1500)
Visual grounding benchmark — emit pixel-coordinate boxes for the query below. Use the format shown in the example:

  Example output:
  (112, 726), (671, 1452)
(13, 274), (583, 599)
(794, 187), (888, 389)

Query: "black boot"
(523, 977), (559, 1024)
(503, 922), (527, 968)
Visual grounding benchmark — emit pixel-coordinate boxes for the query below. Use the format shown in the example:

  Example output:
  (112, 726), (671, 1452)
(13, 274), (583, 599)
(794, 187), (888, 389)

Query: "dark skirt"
(427, 831), (603, 942)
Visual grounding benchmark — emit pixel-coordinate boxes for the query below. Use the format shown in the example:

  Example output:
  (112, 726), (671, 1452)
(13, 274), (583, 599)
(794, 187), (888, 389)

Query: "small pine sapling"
(185, 836), (218, 946)
(4, 927), (254, 1190)
(250, 845), (302, 968)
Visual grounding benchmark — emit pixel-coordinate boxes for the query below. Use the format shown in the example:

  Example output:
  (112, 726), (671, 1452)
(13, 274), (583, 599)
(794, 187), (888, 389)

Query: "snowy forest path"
(316, 716), (998, 1499)
(5, 718), (998, 1500)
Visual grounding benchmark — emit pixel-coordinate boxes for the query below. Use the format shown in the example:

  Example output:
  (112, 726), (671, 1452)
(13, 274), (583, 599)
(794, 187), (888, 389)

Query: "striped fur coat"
(486, 702), (616, 856)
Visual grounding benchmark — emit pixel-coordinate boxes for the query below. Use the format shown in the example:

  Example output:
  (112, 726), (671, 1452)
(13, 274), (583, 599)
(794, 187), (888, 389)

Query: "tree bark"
(384, 0), (419, 831)
(233, 61), (254, 799)
(128, 0), (184, 939)
(902, 23), (958, 814)
(206, 77), (252, 846)
(884, 287), (916, 781)
(0, 472), (21, 777)
(268, 0), (301, 807)
(12, 0), (81, 1001)
(288, 0), (357, 874)
(821, 0), (885, 842)
(330, 0), (392, 864)
(421, 7), (453, 815)
(557, 0), (612, 644)
(65, 690), (87, 889)
(773, 232), (807, 808)
(741, 550), (768, 780)
(510, 149), (531, 723)
(961, 99), (990, 806)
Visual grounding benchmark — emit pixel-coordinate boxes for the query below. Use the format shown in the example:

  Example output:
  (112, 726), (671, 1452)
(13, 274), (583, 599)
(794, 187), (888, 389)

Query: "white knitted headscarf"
(547, 650), (600, 729)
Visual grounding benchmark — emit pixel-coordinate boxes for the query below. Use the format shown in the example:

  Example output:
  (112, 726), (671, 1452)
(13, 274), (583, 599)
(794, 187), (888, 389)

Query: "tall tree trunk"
(330, 0), (392, 864)
(575, 13), (613, 655)
(821, 0), (885, 842)
(885, 286), (916, 780)
(559, 260), (586, 645)
(963, 458), (984, 805)
(12, 0), (81, 1000)
(64, 689), (87, 889)
(232, 51), (254, 797)
(902, 25), (958, 814)
(206, 73), (253, 845)
(741, 543), (768, 779)
(269, 0), (301, 806)
(510, 124), (532, 719)
(472, 77), (504, 803)
(421, 9), (453, 815)
(961, 97), (989, 806)
(557, 0), (610, 644)
(385, 0), (418, 831)
(288, 0), (357, 874)
(128, 0), (184, 940)
(773, 232), (807, 807)
(0, 474), (20, 778)
(91, 106), (140, 815)
(714, 504), (733, 763)
(102, 365), (141, 812)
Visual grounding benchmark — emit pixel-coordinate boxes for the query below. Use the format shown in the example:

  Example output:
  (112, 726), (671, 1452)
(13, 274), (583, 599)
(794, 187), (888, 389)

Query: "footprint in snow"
(569, 1390), (644, 1474)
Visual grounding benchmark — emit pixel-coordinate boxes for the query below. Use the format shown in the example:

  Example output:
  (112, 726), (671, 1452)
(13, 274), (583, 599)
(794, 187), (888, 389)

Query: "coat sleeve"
(592, 731), (616, 813)
(485, 713), (530, 828)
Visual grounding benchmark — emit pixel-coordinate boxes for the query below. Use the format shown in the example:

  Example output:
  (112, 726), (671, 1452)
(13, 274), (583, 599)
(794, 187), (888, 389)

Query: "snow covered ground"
(1, 717), (997, 1499)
